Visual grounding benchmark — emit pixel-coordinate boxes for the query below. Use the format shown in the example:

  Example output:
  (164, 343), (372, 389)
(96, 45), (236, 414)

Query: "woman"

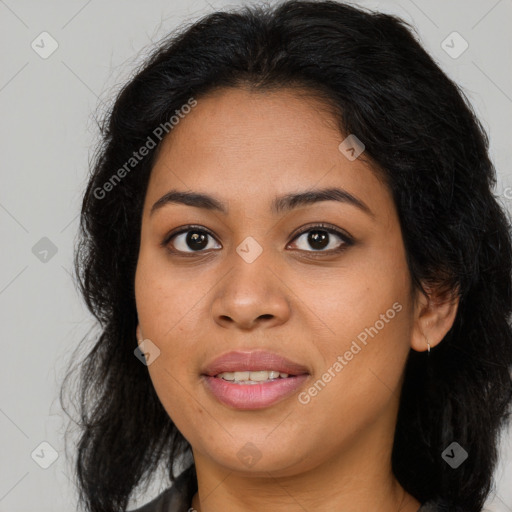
(62, 1), (512, 511)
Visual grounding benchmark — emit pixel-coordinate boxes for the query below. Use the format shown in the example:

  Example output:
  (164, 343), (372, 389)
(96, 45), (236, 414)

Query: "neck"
(190, 415), (421, 512)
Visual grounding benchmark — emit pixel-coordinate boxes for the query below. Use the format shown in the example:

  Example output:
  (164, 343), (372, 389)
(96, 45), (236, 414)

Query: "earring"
(425, 335), (431, 354)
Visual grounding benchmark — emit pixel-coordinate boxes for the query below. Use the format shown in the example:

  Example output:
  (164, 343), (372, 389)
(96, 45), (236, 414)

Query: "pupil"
(187, 231), (208, 251)
(309, 231), (328, 250)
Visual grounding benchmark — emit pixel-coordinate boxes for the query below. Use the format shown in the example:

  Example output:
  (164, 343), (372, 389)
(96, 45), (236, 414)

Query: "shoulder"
(129, 466), (197, 512)
(129, 487), (176, 512)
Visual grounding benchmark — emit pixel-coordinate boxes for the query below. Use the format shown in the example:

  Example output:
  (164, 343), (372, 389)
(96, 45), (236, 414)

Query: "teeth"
(217, 370), (291, 382)
(250, 370), (272, 381)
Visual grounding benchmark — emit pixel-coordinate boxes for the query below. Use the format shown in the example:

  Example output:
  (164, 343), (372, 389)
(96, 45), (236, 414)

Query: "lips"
(201, 350), (310, 409)
(202, 350), (309, 377)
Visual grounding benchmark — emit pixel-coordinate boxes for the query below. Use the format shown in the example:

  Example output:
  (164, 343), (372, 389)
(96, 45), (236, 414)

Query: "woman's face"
(135, 86), (422, 477)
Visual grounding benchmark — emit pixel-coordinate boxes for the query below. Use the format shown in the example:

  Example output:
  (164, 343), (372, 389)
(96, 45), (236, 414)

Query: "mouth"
(201, 350), (310, 409)
(215, 370), (294, 383)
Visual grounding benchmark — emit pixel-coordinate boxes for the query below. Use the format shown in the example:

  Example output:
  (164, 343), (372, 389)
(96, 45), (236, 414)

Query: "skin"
(134, 87), (459, 512)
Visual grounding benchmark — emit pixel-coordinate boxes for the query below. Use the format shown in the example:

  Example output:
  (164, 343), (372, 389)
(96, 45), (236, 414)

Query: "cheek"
(134, 252), (212, 396)
(135, 260), (201, 426)
(312, 265), (408, 348)
(135, 251), (205, 344)
(297, 307), (411, 449)
(306, 254), (413, 407)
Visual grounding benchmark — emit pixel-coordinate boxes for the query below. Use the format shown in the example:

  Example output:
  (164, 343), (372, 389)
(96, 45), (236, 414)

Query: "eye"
(288, 223), (353, 254)
(162, 223), (353, 256)
(163, 226), (221, 254)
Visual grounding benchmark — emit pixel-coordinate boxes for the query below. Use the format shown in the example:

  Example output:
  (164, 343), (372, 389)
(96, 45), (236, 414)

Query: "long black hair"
(60, 1), (512, 511)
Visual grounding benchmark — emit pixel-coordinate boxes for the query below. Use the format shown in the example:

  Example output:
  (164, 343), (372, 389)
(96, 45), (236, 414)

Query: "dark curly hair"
(60, 1), (512, 511)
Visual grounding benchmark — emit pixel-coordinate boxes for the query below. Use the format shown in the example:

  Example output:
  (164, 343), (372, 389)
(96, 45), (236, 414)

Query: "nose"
(211, 252), (291, 331)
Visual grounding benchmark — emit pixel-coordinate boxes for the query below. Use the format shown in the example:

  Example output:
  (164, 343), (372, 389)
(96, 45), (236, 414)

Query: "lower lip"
(202, 374), (309, 409)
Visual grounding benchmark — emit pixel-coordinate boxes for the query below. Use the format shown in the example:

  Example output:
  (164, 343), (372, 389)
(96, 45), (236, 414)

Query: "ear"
(411, 283), (460, 352)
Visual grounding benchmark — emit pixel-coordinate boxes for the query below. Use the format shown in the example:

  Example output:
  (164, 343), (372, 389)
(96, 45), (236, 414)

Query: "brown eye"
(288, 224), (353, 254)
(165, 227), (221, 253)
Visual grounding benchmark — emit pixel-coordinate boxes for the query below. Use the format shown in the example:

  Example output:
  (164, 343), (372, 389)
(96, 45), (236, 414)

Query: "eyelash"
(161, 223), (354, 257)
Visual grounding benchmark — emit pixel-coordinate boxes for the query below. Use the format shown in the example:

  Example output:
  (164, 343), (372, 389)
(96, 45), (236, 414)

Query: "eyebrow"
(150, 187), (374, 218)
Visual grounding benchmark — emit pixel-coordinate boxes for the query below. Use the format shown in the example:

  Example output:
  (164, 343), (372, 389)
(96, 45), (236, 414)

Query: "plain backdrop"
(0, 0), (511, 510)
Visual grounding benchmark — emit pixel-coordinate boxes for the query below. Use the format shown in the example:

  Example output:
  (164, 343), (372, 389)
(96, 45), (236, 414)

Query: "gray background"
(0, 0), (511, 510)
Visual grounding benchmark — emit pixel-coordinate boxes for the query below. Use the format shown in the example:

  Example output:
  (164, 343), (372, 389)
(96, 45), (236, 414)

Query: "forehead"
(145, 87), (393, 218)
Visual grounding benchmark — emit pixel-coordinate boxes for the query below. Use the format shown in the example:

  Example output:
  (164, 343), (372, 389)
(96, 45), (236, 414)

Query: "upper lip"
(202, 350), (310, 377)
